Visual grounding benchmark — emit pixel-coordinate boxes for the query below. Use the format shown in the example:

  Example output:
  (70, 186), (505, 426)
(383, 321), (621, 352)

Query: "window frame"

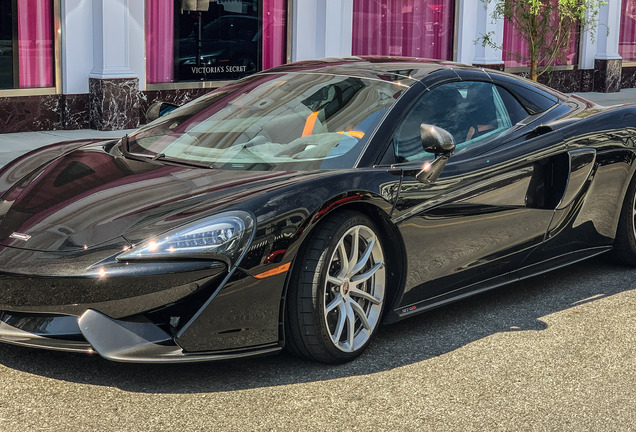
(384, 79), (531, 166)
(145, 0), (293, 92)
(0, 0), (61, 97)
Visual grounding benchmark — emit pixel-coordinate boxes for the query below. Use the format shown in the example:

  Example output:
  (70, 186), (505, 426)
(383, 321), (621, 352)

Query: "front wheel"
(613, 173), (636, 266)
(286, 211), (387, 364)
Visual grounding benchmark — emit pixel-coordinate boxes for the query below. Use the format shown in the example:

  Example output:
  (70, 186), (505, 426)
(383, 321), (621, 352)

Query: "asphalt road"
(0, 258), (634, 431)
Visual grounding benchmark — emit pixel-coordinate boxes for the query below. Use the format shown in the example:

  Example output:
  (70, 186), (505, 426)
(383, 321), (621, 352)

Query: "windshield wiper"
(149, 153), (210, 169)
(121, 136), (166, 161)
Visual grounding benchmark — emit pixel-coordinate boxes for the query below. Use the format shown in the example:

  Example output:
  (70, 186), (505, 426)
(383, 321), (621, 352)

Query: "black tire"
(612, 173), (636, 266)
(286, 210), (387, 364)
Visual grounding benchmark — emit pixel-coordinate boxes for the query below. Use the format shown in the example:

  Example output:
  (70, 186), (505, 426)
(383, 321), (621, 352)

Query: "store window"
(503, 14), (579, 68)
(0, 0), (55, 90)
(146, 0), (287, 84)
(620, 0), (636, 62)
(352, 0), (455, 60)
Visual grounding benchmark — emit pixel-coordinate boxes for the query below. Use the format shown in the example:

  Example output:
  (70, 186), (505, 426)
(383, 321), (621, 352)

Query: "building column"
(292, 0), (353, 61)
(593, 0), (623, 92)
(89, 0), (141, 130)
(467, 0), (504, 70)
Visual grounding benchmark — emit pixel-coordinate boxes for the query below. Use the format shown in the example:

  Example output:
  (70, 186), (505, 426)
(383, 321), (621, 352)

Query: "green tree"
(480, 0), (605, 81)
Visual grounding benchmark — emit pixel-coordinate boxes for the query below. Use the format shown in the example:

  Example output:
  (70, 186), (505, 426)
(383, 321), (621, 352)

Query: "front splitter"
(77, 309), (281, 363)
(0, 312), (92, 353)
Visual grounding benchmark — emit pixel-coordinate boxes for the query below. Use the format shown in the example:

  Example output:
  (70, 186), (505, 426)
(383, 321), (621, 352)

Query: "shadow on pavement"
(0, 258), (634, 393)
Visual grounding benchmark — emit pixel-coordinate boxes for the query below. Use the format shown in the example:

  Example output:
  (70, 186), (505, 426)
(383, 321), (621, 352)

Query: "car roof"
(262, 56), (566, 108)
(262, 56), (471, 85)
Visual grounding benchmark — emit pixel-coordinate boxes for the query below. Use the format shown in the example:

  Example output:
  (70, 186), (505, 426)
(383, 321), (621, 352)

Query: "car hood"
(0, 142), (313, 253)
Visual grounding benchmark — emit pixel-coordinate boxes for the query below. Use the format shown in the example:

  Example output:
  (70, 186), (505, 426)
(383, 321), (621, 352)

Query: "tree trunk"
(530, 57), (538, 81)
(529, 12), (539, 82)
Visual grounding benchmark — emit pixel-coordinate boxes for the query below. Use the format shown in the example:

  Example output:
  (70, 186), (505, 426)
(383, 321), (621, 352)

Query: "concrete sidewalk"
(0, 128), (135, 167)
(573, 87), (636, 105)
(0, 88), (635, 166)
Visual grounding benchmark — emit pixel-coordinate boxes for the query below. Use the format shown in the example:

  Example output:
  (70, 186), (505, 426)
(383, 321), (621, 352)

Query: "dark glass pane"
(176, 0), (259, 81)
(0, 2), (14, 89)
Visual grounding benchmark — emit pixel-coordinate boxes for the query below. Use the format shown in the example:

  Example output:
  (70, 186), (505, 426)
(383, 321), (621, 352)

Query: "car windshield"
(126, 72), (406, 171)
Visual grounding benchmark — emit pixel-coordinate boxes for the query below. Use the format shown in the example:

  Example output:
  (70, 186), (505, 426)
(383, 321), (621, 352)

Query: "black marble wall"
(621, 66), (636, 89)
(0, 95), (62, 132)
(508, 69), (594, 93)
(473, 63), (505, 71)
(593, 59), (622, 93)
(61, 94), (90, 130)
(0, 94), (91, 133)
(89, 78), (140, 131)
(0, 86), (215, 133)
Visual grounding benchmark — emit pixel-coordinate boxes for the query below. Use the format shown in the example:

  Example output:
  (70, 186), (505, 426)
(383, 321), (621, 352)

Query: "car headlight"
(117, 211), (254, 265)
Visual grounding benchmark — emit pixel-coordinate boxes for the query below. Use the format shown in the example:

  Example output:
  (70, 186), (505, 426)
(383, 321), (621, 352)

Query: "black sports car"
(1, 57), (636, 364)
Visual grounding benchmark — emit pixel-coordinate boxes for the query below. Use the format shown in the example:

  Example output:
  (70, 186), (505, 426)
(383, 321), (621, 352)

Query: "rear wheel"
(613, 173), (636, 266)
(286, 211), (386, 363)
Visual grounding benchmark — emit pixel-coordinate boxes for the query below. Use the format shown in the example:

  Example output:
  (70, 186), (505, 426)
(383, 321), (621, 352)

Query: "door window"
(392, 81), (528, 163)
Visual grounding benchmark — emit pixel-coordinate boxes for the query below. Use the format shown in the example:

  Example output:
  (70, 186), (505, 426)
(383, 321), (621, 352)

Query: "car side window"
(392, 81), (529, 163)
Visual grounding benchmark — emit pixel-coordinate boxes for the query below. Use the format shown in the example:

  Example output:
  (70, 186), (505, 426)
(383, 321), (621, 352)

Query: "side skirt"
(386, 246), (612, 323)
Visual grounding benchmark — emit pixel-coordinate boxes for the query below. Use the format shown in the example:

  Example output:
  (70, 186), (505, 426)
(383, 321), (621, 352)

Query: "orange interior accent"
(254, 262), (291, 279)
(302, 111), (320, 137)
(337, 130), (365, 139)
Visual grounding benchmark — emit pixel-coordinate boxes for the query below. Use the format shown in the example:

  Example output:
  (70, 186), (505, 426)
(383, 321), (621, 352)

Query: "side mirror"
(420, 123), (455, 156)
(146, 101), (179, 123)
(416, 124), (455, 184)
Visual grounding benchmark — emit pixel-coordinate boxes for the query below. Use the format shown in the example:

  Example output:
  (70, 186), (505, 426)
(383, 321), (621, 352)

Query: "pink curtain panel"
(262, 0), (287, 70)
(352, 0), (454, 60)
(620, 0), (636, 61)
(18, 0), (54, 88)
(146, 0), (175, 83)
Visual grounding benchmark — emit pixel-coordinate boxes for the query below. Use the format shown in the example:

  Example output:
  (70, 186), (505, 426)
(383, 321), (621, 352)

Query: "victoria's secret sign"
(190, 65), (249, 74)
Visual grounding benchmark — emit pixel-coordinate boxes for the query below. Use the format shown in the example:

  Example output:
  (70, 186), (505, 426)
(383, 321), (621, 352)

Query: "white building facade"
(0, 0), (634, 133)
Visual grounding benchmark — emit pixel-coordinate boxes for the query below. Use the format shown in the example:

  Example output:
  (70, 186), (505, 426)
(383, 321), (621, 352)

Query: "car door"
(388, 79), (572, 312)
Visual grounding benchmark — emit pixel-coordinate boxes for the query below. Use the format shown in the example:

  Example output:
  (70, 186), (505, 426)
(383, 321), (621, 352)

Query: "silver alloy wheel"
(633, 194), (636, 238)
(323, 225), (385, 353)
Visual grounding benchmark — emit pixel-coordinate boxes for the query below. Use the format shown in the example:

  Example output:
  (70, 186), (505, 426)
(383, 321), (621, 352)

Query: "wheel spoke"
(349, 298), (371, 330)
(332, 303), (346, 343)
(351, 261), (382, 285)
(348, 227), (360, 273)
(338, 241), (349, 275)
(350, 239), (376, 276)
(345, 300), (356, 349)
(348, 286), (381, 305)
(326, 294), (343, 313)
(327, 274), (343, 286)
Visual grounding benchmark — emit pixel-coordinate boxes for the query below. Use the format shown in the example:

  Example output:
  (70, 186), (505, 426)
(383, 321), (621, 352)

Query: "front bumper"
(0, 260), (226, 318)
(0, 247), (288, 360)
